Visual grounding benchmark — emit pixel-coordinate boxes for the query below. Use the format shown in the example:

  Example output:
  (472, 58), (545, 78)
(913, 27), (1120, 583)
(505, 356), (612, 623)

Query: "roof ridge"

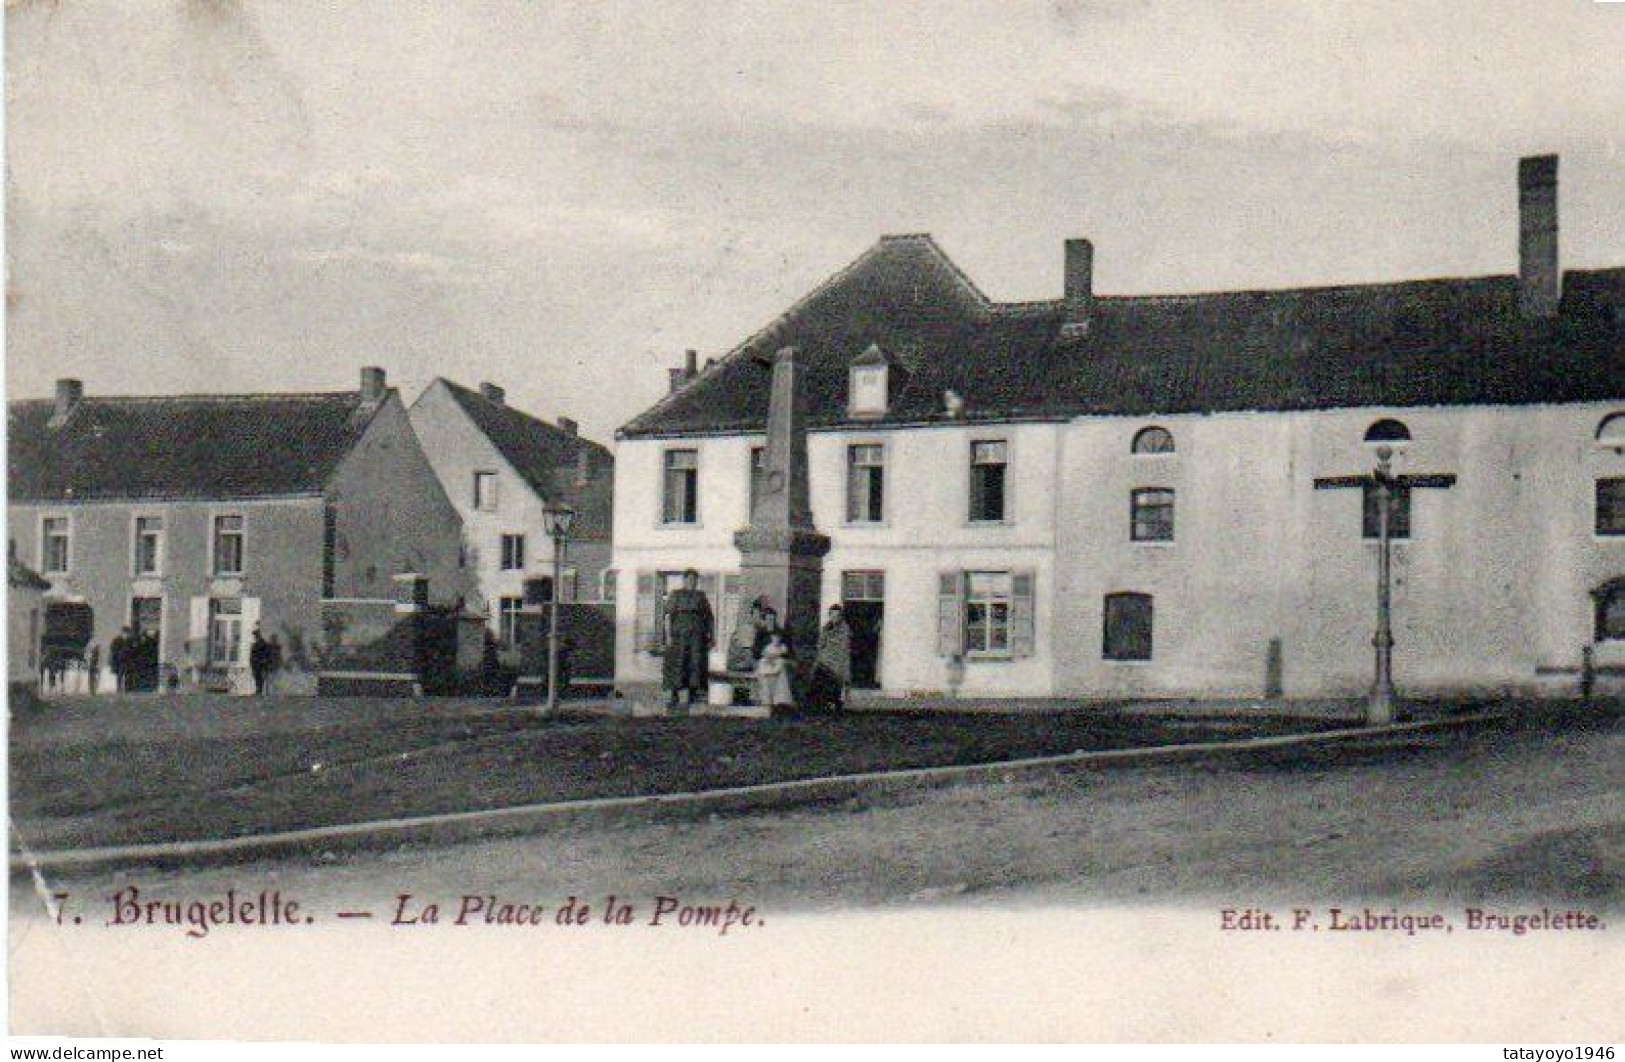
(9, 389), (364, 407)
(439, 377), (609, 454)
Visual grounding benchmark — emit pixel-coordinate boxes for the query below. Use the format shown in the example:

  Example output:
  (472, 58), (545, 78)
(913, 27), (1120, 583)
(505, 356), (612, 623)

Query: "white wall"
(613, 401), (1625, 699)
(612, 422), (1063, 695)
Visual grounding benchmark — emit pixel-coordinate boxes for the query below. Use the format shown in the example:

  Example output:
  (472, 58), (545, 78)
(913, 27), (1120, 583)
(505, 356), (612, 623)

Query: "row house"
(7, 367), (468, 692)
(612, 156), (1624, 701)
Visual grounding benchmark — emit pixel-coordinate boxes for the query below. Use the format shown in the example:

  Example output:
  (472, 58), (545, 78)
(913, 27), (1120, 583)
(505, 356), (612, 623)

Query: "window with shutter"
(937, 571), (964, 656)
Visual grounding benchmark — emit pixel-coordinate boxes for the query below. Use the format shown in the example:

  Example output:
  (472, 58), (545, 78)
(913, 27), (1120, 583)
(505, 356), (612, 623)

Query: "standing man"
(248, 627), (272, 696)
(109, 626), (131, 693)
(662, 569), (713, 713)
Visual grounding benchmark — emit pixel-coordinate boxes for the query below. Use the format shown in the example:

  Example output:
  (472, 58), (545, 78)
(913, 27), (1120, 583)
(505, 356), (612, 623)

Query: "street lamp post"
(1370, 445), (1396, 726)
(542, 504), (575, 714)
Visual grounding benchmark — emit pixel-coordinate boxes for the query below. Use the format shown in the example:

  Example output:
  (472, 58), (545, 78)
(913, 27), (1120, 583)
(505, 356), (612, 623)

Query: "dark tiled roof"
(437, 379), (614, 538)
(8, 391), (386, 502)
(620, 235), (1625, 437)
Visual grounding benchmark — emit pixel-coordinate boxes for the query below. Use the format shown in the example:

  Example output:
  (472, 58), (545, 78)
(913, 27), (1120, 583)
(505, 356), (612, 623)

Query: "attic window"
(850, 364), (888, 417)
(1364, 419), (1411, 444)
(1131, 426), (1175, 455)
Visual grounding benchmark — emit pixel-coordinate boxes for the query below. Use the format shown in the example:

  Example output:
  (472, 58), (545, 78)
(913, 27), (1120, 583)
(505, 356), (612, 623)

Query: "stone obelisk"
(734, 346), (830, 673)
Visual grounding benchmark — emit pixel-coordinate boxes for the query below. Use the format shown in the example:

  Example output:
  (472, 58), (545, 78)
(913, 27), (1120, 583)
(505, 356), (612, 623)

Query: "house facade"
(408, 378), (614, 657)
(7, 367), (468, 693)
(612, 156), (1625, 701)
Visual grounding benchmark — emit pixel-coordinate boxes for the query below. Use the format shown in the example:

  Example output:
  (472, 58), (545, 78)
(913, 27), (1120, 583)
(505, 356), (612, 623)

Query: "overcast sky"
(6, 0), (1623, 440)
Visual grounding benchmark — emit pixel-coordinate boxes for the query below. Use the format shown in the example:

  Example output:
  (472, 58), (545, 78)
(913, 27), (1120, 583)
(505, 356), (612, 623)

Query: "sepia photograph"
(4, 0), (1622, 1046)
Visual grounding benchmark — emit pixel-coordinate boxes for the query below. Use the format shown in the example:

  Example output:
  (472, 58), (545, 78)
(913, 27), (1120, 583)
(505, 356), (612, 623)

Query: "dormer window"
(849, 343), (894, 418)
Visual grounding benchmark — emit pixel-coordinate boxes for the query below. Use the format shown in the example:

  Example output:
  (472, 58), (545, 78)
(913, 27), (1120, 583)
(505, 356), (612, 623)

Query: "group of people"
(660, 568), (853, 713)
(107, 626), (161, 693)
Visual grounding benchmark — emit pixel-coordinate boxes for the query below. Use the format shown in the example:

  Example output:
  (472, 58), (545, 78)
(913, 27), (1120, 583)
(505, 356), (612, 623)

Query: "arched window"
(1132, 426), (1176, 455)
(1595, 413), (1625, 450)
(1103, 592), (1153, 661)
(1364, 418), (1411, 443)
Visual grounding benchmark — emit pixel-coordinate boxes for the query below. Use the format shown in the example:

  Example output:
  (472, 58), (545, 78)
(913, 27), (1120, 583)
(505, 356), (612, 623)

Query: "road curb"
(11, 710), (1505, 874)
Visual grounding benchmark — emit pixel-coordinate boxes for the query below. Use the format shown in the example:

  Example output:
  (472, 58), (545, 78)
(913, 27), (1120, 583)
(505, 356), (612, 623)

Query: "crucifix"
(1314, 444), (1455, 725)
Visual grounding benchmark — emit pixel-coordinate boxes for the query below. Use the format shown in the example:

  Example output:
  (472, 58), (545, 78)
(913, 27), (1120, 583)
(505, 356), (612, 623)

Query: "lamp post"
(542, 504), (574, 714)
(1370, 445), (1396, 726)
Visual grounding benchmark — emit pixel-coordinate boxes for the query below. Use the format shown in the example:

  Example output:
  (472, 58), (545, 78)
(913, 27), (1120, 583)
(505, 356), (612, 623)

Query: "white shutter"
(239, 598), (262, 665)
(1010, 570), (1036, 658)
(189, 596), (210, 640)
(937, 572), (964, 657)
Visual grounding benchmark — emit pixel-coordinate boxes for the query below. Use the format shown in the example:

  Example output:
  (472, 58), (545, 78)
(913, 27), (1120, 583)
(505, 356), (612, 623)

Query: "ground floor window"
(497, 596), (524, 648)
(936, 569), (1036, 660)
(1103, 592), (1153, 661)
(208, 598), (242, 666)
(1597, 581), (1625, 642)
(964, 571), (1013, 656)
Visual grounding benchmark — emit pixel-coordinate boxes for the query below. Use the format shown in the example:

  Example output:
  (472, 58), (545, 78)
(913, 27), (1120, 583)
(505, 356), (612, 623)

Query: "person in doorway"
(661, 569), (713, 713)
(813, 604), (853, 711)
(248, 627), (272, 696)
(754, 628), (795, 711)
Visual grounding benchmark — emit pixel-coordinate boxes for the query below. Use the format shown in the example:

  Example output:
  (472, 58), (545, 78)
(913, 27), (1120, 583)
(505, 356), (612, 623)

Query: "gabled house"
(7, 367), (468, 693)
(408, 378), (614, 654)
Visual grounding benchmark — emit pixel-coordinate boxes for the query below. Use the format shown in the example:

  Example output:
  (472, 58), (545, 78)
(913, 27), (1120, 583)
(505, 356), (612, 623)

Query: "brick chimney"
(479, 382), (506, 405)
(49, 378), (83, 427)
(1519, 154), (1560, 319)
(360, 366), (388, 403)
(667, 348), (701, 393)
(1060, 238), (1093, 338)
(557, 416), (578, 436)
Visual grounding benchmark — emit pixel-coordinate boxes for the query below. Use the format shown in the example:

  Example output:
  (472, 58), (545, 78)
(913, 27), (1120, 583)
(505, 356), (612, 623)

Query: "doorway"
(841, 571), (884, 689)
(127, 596), (163, 691)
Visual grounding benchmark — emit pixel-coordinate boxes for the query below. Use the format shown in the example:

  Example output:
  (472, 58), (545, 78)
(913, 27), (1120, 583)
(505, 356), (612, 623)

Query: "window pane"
(1131, 489), (1175, 542)
(1132, 427), (1175, 454)
(1602, 588), (1625, 641)
(1598, 479), (1625, 536)
(1104, 593), (1153, 661)
(1363, 482), (1412, 539)
(664, 451), (699, 523)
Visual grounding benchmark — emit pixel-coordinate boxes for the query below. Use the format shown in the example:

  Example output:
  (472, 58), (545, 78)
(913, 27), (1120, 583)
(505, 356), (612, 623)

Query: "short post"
(542, 504), (575, 714)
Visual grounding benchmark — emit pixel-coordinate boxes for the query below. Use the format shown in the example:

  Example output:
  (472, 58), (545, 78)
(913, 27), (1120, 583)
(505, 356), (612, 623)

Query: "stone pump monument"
(734, 346), (831, 694)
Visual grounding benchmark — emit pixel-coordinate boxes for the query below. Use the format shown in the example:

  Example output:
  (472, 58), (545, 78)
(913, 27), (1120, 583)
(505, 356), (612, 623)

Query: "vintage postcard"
(5, 0), (1621, 1046)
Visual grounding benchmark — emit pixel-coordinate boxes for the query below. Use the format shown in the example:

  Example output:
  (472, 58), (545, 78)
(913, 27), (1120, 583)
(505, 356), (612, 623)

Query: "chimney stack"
(557, 416), (578, 436)
(50, 378), (83, 426)
(479, 382), (506, 405)
(360, 366), (387, 403)
(668, 348), (701, 393)
(1061, 238), (1094, 338)
(1518, 154), (1560, 319)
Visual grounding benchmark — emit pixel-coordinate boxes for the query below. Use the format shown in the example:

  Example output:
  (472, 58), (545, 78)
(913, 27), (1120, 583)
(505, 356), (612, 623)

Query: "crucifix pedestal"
(734, 346), (831, 686)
